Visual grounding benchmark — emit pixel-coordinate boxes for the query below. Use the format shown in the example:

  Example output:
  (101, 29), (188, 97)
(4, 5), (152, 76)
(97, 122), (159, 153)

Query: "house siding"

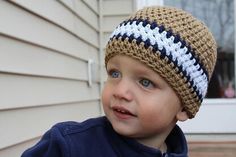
(0, 0), (136, 156)
(0, 0), (102, 156)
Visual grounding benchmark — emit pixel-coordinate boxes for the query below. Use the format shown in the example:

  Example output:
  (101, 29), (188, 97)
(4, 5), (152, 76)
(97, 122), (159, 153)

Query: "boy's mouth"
(112, 106), (136, 118)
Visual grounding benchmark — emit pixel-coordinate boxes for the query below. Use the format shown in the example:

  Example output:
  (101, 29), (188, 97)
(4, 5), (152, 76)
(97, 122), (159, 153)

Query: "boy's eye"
(108, 70), (120, 78)
(139, 79), (155, 88)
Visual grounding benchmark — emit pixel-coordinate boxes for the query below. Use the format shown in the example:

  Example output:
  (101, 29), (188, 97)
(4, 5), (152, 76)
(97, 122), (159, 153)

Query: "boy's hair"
(105, 6), (217, 118)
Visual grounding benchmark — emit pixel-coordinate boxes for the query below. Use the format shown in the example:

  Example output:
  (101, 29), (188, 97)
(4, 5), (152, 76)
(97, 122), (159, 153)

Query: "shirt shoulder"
(53, 116), (109, 136)
(21, 117), (111, 157)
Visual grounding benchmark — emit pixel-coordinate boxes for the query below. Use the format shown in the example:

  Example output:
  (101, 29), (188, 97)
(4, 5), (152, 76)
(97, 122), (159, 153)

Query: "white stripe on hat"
(110, 20), (208, 98)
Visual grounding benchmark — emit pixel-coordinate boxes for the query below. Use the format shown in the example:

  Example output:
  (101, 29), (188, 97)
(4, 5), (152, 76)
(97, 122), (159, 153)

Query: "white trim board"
(178, 99), (236, 133)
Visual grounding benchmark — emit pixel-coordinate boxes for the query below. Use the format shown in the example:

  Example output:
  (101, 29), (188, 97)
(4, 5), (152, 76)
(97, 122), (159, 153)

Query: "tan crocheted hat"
(105, 6), (217, 118)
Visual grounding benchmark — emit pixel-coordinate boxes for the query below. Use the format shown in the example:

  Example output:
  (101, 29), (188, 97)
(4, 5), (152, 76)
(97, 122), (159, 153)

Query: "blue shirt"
(22, 117), (188, 157)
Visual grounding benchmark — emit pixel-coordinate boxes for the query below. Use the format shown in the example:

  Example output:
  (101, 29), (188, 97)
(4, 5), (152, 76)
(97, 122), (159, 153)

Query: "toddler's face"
(102, 55), (187, 141)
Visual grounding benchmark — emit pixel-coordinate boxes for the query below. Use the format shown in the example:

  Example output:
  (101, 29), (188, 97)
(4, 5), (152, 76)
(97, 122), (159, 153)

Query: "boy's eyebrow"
(132, 64), (160, 79)
(106, 58), (119, 66)
(106, 62), (120, 70)
(133, 67), (153, 75)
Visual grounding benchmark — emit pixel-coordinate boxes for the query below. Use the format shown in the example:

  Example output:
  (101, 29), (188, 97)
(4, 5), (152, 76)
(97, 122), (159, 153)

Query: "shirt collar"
(104, 118), (188, 157)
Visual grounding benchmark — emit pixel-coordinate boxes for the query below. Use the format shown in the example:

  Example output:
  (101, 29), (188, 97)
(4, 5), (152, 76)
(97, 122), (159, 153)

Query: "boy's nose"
(113, 79), (133, 102)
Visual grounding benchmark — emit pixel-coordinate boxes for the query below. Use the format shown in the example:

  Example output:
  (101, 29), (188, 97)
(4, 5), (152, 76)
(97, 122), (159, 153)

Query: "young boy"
(22, 6), (217, 157)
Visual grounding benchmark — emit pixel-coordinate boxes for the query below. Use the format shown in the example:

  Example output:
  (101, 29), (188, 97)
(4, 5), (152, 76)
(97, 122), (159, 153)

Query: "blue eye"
(109, 70), (120, 78)
(139, 79), (154, 88)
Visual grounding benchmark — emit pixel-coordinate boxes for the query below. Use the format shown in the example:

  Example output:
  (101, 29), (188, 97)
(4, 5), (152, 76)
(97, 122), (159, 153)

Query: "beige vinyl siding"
(0, 73), (100, 110)
(102, 0), (136, 48)
(0, 0), (100, 156)
(0, 0), (136, 156)
(0, 138), (40, 157)
(103, 0), (135, 16)
(83, 0), (99, 14)
(0, 101), (100, 149)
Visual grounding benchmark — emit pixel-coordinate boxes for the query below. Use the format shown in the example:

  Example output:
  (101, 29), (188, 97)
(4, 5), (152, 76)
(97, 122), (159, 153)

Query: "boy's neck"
(136, 124), (176, 152)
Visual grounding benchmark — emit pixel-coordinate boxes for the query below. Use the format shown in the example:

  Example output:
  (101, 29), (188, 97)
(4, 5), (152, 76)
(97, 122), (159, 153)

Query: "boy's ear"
(176, 108), (189, 122)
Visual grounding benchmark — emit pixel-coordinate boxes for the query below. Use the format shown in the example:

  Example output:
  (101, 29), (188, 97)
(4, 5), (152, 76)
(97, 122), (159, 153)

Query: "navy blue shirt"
(22, 117), (188, 157)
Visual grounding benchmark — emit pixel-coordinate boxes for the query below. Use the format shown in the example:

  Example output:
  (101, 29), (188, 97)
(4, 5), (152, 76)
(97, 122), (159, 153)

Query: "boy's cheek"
(101, 85), (111, 107)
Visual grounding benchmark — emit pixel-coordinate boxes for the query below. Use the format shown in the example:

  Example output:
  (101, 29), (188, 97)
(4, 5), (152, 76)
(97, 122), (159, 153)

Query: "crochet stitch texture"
(105, 6), (217, 118)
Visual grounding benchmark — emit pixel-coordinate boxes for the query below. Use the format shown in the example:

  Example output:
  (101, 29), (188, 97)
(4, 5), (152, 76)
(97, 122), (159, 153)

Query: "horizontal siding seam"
(0, 70), (93, 82)
(0, 33), (97, 62)
(0, 99), (100, 111)
(0, 136), (41, 150)
(58, 1), (99, 32)
(58, 0), (99, 31)
(7, 0), (99, 48)
(82, 0), (99, 15)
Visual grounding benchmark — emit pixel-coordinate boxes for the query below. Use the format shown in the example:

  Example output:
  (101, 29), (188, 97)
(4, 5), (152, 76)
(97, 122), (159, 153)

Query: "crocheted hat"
(105, 6), (217, 118)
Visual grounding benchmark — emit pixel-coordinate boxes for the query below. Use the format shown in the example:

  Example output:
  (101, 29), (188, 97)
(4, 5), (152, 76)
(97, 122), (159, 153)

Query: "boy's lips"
(111, 106), (136, 119)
